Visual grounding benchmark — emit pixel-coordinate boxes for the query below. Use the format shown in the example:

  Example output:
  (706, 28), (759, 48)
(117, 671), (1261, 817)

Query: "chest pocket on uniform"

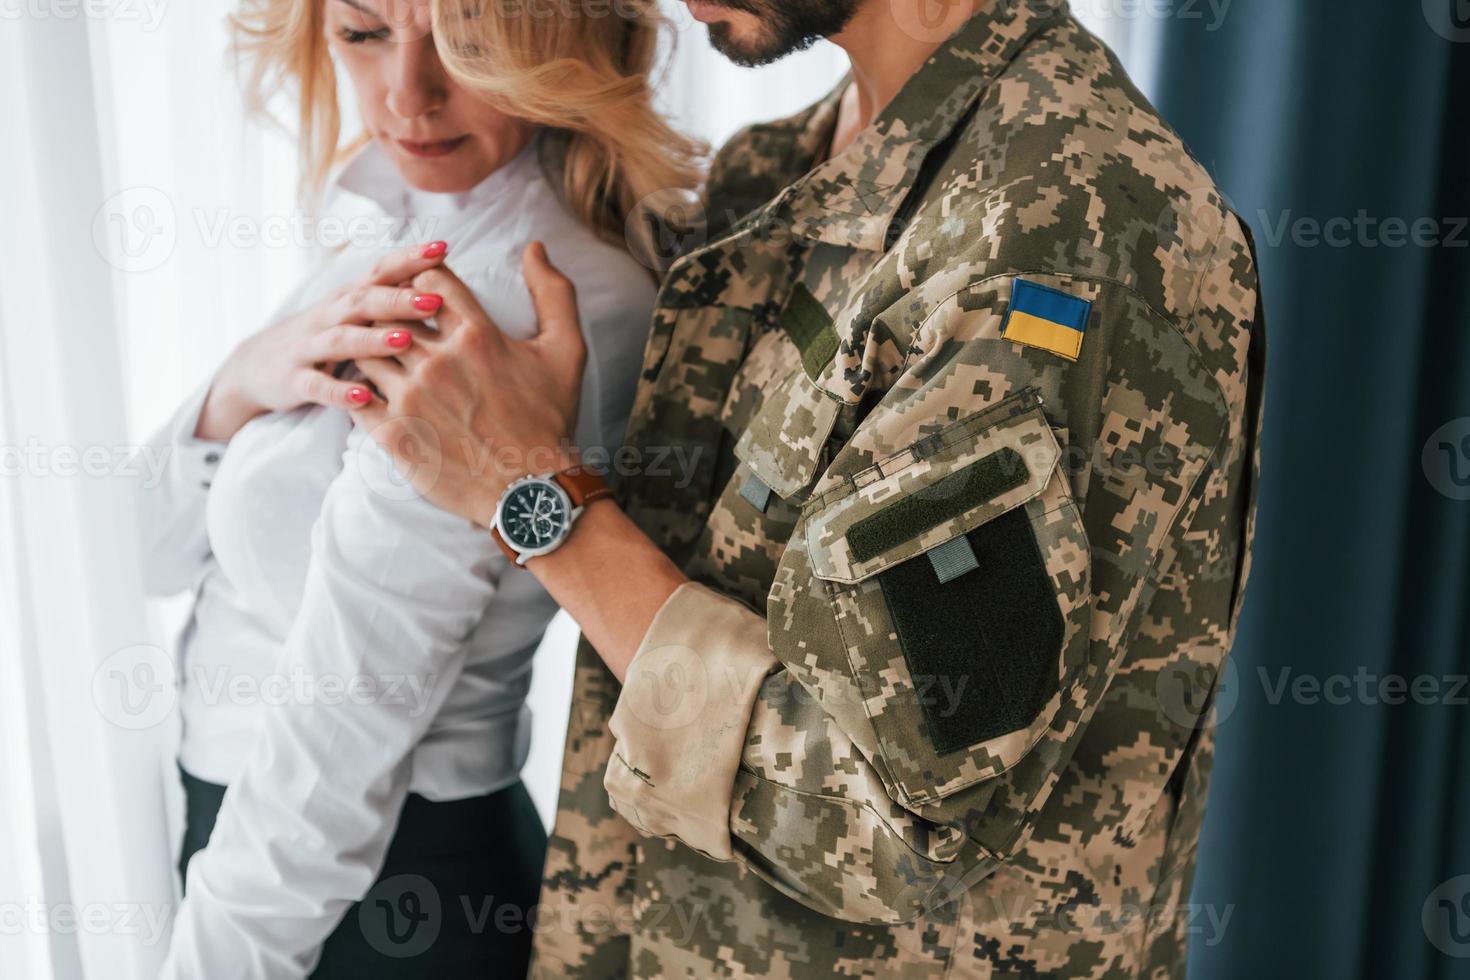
(732, 365), (841, 507)
(801, 387), (1091, 808)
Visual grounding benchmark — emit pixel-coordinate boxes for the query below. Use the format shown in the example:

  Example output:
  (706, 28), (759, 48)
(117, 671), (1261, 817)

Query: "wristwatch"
(490, 465), (613, 566)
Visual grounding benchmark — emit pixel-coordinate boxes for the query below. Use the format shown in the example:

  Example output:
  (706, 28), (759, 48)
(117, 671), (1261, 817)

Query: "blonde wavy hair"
(231, 0), (705, 263)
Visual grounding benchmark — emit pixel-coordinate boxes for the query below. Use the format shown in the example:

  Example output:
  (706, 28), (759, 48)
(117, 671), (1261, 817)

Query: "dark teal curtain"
(1140, 2), (1470, 977)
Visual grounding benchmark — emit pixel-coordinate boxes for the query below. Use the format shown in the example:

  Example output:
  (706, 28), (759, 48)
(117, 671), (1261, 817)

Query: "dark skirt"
(179, 766), (547, 978)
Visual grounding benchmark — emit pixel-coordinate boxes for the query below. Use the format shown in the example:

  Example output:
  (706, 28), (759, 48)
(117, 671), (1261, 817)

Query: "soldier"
(351, 0), (1267, 976)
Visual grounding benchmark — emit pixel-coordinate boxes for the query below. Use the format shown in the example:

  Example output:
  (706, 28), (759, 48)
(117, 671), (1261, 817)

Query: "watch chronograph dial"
(500, 481), (570, 551)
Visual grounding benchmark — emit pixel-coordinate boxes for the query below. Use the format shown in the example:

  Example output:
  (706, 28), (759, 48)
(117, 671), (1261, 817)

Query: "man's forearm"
(521, 499), (687, 682)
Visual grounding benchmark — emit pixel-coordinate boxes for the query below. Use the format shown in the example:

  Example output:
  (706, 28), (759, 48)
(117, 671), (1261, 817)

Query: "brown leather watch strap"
(552, 465), (613, 508)
(490, 526), (518, 562)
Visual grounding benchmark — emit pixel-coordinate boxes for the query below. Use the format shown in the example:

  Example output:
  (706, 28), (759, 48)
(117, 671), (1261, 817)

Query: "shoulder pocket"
(802, 388), (1090, 806)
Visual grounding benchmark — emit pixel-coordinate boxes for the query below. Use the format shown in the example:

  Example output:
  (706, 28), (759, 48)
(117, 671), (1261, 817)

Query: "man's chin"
(707, 22), (819, 68)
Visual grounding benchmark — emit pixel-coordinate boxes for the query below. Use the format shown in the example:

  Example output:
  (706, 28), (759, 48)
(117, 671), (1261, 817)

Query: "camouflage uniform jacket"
(532, 2), (1266, 977)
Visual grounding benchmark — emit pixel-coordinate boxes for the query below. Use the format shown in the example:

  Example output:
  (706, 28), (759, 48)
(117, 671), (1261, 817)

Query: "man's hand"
(350, 242), (586, 528)
(350, 240), (686, 680)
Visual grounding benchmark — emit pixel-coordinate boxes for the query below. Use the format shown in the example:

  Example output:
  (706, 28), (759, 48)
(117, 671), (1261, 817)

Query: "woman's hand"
(348, 242), (587, 528)
(194, 241), (453, 442)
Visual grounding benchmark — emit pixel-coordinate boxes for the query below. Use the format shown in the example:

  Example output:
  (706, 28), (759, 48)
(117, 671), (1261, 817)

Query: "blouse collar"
(330, 133), (542, 218)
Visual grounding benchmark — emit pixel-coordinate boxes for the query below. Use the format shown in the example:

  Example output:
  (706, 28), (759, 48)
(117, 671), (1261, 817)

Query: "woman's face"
(325, 0), (532, 193)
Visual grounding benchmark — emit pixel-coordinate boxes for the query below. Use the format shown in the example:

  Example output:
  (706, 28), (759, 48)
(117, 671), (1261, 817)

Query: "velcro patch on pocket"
(805, 388), (1059, 585)
(878, 507), (1064, 757)
(847, 447), (1028, 563)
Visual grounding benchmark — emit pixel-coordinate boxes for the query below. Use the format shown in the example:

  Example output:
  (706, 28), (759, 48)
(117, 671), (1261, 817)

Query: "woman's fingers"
(375, 321), (433, 369)
(354, 355), (406, 402)
(332, 284), (448, 325)
(346, 394), (387, 432)
(294, 367), (381, 410)
(305, 324), (422, 363)
(367, 240), (450, 287)
(410, 266), (500, 340)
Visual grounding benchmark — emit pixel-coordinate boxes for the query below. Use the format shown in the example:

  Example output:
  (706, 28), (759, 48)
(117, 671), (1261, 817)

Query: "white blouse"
(144, 138), (656, 978)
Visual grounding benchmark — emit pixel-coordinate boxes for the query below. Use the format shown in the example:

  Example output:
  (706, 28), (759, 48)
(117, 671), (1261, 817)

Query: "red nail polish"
(348, 386), (372, 405)
(421, 241), (448, 259)
(387, 330), (411, 348)
(412, 294), (442, 312)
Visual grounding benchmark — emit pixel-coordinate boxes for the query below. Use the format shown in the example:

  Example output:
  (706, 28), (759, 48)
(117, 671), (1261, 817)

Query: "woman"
(139, 0), (700, 975)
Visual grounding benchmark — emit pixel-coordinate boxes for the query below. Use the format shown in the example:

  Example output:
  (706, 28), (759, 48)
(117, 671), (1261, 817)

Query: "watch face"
(499, 480), (570, 552)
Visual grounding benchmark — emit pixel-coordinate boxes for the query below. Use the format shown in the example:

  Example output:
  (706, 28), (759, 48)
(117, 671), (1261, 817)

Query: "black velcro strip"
(878, 508), (1063, 756)
(847, 447), (1028, 563)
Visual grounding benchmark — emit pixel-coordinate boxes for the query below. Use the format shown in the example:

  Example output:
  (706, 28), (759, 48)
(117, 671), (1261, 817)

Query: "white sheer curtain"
(0, 4), (1131, 978)
(0, 11), (179, 980)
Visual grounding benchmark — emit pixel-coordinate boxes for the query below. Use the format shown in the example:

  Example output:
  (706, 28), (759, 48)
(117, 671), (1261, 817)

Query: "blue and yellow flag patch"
(1001, 278), (1092, 361)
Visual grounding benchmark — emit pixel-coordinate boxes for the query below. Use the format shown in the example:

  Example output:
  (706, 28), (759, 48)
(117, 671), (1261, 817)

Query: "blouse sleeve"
(134, 379), (229, 596)
(159, 422), (500, 979)
(135, 266), (322, 597)
(158, 242), (656, 980)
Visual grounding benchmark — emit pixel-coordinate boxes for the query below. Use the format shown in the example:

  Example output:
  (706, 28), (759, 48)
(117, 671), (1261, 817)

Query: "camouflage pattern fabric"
(531, 0), (1267, 976)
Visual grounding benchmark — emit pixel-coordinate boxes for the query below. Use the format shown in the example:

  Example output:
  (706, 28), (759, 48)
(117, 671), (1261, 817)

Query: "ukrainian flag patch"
(1002, 278), (1091, 361)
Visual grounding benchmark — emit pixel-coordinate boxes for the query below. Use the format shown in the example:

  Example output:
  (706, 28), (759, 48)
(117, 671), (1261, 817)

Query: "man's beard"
(704, 0), (860, 67)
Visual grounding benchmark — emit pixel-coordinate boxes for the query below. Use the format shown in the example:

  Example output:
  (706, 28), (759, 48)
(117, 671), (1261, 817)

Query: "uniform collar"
(774, 0), (1069, 251)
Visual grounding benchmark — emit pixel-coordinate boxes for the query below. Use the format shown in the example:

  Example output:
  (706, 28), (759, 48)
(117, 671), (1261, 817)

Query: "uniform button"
(204, 452), (220, 465)
(201, 480), (212, 489)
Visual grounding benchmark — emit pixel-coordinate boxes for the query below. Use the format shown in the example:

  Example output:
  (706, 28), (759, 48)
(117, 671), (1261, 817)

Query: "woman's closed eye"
(338, 26), (390, 44)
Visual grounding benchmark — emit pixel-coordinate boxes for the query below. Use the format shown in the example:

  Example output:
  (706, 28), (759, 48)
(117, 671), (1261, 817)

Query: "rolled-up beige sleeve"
(604, 581), (778, 861)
